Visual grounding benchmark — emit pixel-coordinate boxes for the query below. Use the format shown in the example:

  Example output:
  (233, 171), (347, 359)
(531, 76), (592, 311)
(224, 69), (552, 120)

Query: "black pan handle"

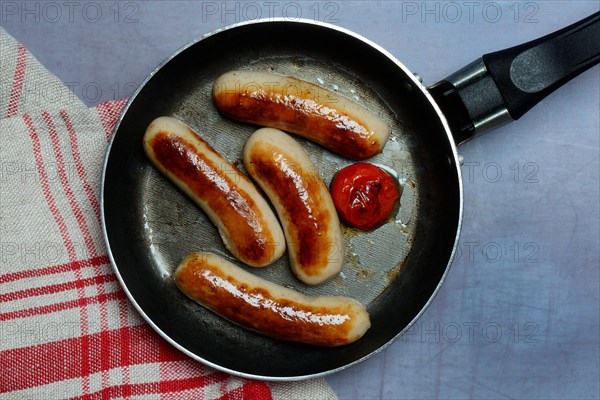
(429, 11), (600, 145)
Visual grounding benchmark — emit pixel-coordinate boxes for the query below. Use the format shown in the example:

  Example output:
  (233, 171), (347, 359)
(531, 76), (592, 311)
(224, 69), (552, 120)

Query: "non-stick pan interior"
(102, 21), (461, 379)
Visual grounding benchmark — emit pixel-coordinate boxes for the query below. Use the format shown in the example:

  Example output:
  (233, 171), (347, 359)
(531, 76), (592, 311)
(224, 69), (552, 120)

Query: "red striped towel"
(0, 27), (336, 400)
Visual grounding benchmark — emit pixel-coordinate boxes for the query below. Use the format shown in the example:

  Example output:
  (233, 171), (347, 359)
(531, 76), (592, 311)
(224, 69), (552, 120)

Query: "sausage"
(143, 116), (285, 267)
(175, 252), (371, 346)
(243, 128), (344, 285)
(212, 70), (390, 160)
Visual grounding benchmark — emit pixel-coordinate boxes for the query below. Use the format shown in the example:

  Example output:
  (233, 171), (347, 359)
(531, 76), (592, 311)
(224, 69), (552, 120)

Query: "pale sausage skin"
(143, 117), (285, 267)
(243, 128), (344, 285)
(213, 70), (390, 160)
(175, 252), (371, 346)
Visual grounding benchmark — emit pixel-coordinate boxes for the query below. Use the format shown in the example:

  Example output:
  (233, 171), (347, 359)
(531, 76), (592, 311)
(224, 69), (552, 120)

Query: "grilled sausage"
(243, 128), (344, 285)
(212, 70), (390, 160)
(143, 116), (285, 267)
(175, 252), (370, 346)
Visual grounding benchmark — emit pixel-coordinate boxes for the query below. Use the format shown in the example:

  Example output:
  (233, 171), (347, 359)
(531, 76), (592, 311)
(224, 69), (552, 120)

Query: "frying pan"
(101, 13), (600, 380)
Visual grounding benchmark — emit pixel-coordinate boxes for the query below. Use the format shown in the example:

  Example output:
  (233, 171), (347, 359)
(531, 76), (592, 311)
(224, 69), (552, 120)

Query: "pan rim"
(100, 17), (464, 381)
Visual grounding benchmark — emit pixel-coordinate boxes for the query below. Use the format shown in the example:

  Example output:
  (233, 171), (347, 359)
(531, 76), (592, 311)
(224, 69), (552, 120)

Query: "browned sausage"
(212, 70), (390, 160)
(243, 128), (344, 285)
(175, 252), (371, 346)
(143, 116), (285, 267)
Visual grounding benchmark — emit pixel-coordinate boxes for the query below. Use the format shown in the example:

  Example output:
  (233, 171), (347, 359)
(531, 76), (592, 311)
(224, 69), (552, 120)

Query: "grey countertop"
(3, 1), (598, 398)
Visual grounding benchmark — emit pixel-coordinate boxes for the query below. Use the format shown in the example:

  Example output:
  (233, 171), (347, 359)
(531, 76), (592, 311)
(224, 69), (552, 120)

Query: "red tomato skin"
(330, 163), (401, 231)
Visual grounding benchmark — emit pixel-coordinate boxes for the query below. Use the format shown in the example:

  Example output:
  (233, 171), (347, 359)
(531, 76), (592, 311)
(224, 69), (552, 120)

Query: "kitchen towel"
(0, 27), (337, 400)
